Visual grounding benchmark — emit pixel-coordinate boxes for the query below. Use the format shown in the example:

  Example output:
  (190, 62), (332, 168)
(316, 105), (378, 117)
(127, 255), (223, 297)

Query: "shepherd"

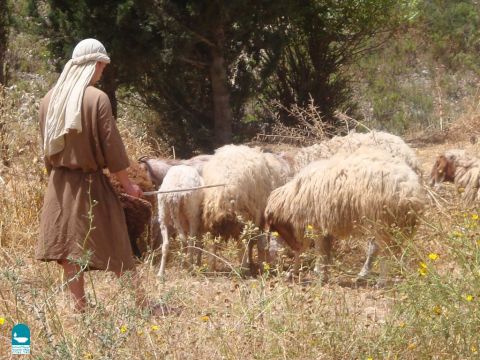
(36, 38), (171, 315)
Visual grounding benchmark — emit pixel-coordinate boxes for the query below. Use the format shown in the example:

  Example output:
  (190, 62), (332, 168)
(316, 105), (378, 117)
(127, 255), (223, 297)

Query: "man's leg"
(60, 260), (86, 312)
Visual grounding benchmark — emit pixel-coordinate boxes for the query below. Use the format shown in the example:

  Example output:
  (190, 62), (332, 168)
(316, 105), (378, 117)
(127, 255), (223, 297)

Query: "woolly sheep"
(157, 165), (204, 278)
(292, 130), (421, 174)
(201, 144), (292, 271)
(264, 147), (425, 284)
(430, 149), (480, 205)
(138, 154), (212, 249)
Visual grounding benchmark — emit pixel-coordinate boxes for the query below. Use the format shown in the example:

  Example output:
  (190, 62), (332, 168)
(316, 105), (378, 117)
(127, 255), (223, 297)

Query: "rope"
(142, 183), (227, 196)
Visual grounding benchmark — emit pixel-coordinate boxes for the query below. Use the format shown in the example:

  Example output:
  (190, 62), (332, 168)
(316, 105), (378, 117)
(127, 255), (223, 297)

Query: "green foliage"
(352, 0), (480, 134)
(260, 0), (417, 128)
(372, 212), (480, 358)
(420, 0), (480, 73)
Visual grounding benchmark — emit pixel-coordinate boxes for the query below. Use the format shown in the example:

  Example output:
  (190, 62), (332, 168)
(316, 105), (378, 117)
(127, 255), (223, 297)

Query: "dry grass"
(1, 83), (480, 359)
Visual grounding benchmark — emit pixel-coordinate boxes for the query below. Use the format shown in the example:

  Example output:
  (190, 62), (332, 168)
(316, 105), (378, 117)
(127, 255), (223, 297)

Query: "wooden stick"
(142, 183), (227, 196)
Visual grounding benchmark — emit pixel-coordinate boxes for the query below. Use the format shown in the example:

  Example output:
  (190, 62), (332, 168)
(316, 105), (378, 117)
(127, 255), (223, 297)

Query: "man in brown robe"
(36, 39), (153, 313)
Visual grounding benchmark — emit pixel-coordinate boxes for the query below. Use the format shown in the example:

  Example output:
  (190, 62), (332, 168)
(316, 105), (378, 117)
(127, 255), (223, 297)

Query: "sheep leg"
(358, 238), (379, 279)
(257, 234), (268, 265)
(314, 234), (333, 284)
(188, 220), (199, 268)
(177, 230), (187, 269)
(157, 223), (169, 279)
(208, 238), (220, 272)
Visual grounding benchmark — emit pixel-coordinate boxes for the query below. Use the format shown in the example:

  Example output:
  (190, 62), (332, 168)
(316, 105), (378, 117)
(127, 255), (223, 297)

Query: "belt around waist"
(51, 166), (102, 174)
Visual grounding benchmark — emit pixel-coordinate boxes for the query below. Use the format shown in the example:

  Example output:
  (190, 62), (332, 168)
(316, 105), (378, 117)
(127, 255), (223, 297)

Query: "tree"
(28, 0), (160, 117)
(261, 0), (415, 127)
(135, 0), (286, 148)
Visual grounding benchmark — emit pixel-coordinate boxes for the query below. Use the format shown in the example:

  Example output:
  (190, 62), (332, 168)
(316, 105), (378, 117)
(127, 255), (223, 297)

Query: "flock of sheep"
(118, 130), (477, 285)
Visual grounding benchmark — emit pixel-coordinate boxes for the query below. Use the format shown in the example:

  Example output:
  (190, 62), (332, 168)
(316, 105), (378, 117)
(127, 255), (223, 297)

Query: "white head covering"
(44, 38), (111, 156)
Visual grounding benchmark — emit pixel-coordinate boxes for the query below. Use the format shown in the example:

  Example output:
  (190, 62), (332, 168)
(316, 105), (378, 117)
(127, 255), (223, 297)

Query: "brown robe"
(35, 86), (135, 272)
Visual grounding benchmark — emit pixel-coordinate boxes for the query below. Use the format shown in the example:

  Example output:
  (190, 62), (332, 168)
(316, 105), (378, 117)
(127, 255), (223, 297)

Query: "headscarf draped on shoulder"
(43, 38), (111, 157)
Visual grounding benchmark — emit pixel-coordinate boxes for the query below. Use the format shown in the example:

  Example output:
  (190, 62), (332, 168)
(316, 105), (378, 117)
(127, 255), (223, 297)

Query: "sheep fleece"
(265, 149), (425, 252)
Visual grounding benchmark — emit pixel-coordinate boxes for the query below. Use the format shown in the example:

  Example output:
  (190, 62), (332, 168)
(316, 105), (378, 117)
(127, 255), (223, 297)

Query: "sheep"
(430, 149), (480, 205)
(201, 144), (292, 272)
(292, 130), (421, 174)
(106, 160), (156, 257)
(139, 154), (212, 188)
(157, 164), (204, 278)
(264, 147), (425, 284)
(138, 154), (212, 249)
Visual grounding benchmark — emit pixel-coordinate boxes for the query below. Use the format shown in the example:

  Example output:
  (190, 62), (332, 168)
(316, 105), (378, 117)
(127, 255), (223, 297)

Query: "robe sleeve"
(97, 92), (130, 173)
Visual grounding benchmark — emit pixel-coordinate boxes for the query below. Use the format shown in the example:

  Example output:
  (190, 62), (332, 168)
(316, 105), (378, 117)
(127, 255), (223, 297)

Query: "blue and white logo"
(11, 323), (30, 355)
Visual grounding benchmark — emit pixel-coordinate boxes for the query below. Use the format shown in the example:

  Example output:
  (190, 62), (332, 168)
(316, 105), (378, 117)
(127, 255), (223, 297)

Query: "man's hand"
(124, 182), (143, 198)
(112, 169), (143, 198)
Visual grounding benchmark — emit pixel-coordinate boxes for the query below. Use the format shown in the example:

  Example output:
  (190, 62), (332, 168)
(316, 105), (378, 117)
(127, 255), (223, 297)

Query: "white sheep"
(264, 147), (425, 284)
(430, 149), (480, 205)
(201, 144), (292, 271)
(292, 130), (421, 174)
(139, 154), (212, 188)
(157, 165), (204, 278)
(139, 154), (212, 249)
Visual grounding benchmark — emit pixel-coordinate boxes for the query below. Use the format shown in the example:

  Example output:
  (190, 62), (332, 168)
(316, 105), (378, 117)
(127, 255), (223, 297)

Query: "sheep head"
(430, 154), (456, 187)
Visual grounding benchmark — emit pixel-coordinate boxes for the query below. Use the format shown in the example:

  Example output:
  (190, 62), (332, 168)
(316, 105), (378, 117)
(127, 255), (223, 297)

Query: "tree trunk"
(0, 0), (8, 85)
(209, 26), (233, 146)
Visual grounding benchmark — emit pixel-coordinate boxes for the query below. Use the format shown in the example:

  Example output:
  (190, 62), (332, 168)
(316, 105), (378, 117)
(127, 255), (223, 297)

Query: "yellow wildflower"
(137, 330), (144, 336)
(428, 253), (439, 261)
(263, 262), (271, 271)
(120, 325), (127, 333)
(418, 262), (428, 276)
(306, 225), (314, 231)
(271, 231), (279, 237)
(465, 295), (474, 302)
(200, 315), (210, 322)
(151, 325), (159, 331)
(407, 343), (417, 350)
(472, 214), (479, 220)
(432, 305), (442, 315)
(366, 357), (373, 360)
(83, 353), (93, 360)
(398, 321), (406, 328)
(0, 317), (4, 325)
(472, 345), (478, 354)
(458, 187), (465, 193)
